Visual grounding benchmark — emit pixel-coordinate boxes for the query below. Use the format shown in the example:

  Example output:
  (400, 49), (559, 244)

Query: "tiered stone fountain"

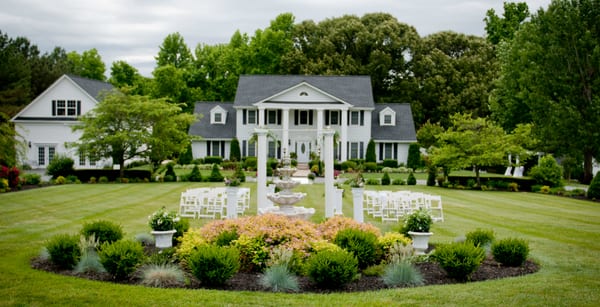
(261, 153), (315, 220)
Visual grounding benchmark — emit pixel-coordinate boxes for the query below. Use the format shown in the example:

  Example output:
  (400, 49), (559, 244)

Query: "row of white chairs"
(179, 187), (251, 219)
(363, 190), (444, 223)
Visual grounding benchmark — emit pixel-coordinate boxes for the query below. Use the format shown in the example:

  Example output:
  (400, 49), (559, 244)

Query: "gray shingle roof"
(67, 74), (114, 100)
(371, 103), (417, 142)
(234, 75), (374, 108)
(188, 102), (236, 139)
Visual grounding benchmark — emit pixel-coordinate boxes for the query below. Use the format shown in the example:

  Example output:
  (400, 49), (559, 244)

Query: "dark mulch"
(30, 255), (539, 293)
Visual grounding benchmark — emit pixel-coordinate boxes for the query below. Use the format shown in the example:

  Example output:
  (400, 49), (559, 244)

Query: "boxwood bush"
(432, 242), (485, 281)
(333, 228), (379, 269)
(80, 220), (124, 245)
(491, 238), (529, 266)
(99, 240), (145, 279)
(306, 249), (358, 289)
(188, 245), (240, 286)
(46, 234), (81, 269)
(465, 229), (495, 249)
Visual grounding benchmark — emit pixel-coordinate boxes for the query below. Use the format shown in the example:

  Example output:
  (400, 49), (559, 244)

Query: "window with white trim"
(38, 147), (45, 166)
(52, 100), (80, 117)
(247, 110), (256, 124)
(379, 108), (396, 126)
(213, 112), (223, 123)
(268, 110), (278, 124)
(350, 142), (359, 159)
(384, 114), (393, 125)
(299, 110), (309, 125)
(37, 145), (56, 166)
(350, 111), (360, 125)
(268, 141), (276, 158)
(247, 141), (256, 157)
(79, 151), (86, 166)
(384, 143), (393, 160)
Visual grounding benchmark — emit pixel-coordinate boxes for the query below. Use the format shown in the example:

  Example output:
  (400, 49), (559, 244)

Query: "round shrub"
(587, 171), (600, 199)
(98, 239), (145, 280)
(164, 163), (177, 182)
(333, 228), (378, 269)
(46, 234), (81, 269)
(46, 154), (74, 179)
(364, 162), (378, 172)
(465, 229), (495, 248)
(188, 164), (202, 182)
(306, 249), (358, 289)
(491, 238), (529, 266)
(81, 220), (124, 245)
(208, 164), (224, 182)
(528, 154), (563, 187)
(188, 245), (240, 286)
(432, 242), (485, 281)
(55, 176), (66, 185)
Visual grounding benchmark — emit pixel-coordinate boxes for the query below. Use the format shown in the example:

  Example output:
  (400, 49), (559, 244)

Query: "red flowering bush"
(0, 165), (20, 189)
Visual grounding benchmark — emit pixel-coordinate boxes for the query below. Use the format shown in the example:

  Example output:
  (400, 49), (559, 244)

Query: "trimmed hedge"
(447, 175), (536, 191)
(74, 169), (152, 182)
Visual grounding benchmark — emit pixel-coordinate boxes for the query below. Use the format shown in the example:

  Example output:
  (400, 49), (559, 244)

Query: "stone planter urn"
(408, 231), (433, 255)
(151, 229), (176, 248)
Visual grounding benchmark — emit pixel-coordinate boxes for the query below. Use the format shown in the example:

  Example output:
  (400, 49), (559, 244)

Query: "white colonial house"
(189, 75), (417, 164)
(11, 74), (114, 169)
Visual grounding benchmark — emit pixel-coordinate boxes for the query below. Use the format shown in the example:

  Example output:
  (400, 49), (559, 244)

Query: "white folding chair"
(427, 194), (444, 222)
(179, 191), (199, 218)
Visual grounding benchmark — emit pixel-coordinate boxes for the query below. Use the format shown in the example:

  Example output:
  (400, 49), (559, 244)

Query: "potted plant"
(404, 208), (433, 255)
(224, 176), (241, 219)
(148, 207), (178, 248)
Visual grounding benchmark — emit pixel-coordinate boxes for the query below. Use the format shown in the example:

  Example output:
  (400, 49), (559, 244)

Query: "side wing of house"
(188, 102), (236, 160)
(370, 103), (417, 165)
(11, 75), (114, 169)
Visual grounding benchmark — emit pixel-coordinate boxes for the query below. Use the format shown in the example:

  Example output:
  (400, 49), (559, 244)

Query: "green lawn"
(1, 182), (599, 306)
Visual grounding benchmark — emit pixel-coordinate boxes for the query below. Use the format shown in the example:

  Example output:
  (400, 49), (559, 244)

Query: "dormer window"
(210, 106), (227, 124)
(379, 107), (396, 126)
(52, 99), (81, 117)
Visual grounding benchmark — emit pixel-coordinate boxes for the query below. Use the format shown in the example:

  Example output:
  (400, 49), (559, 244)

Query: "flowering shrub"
(317, 216), (381, 241)
(148, 207), (178, 231)
(176, 229), (208, 260)
(378, 232), (412, 254)
(0, 165), (20, 189)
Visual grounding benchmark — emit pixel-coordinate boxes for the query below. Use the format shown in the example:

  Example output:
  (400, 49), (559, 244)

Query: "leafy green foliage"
(215, 229), (239, 247)
(173, 218), (189, 246)
(492, 238), (529, 266)
(139, 264), (186, 288)
(380, 172), (391, 185)
(407, 171), (417, 185)
(407, 143), (422, 170)
(229, 138), (241, 162)
(382, 261), (424, 287)
(365, 140), (376, 163)
(433, 242), (485, 281)
(306, 249), (358, 289)
(402, 208), (432, 234)
(46, 154), (74, 179)
(234, 163), (246, 183)
(208, 164), (224, 182)
(333, 228), (378, 269)
(188, 245), (240, 286)
(80, 220), (123, 245)
(484, 2), (530, 44)
(46, 234), (81, 269)
(163, 163), (176, 182)
(587, 171), (600, 199)
(259, 264), (299, 292)
(528, 155), (563, 187)
(148, 207), (177, 231)
(465, 229), (495, 248)
(187, 164), (202, 182)
(98, 240), (145, 280)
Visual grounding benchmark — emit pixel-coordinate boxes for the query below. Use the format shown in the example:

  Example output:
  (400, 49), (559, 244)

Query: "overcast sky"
(1, 0), (551, 77)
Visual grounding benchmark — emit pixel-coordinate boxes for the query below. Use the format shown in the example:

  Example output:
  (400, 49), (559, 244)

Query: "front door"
(295, 141), (311, 163)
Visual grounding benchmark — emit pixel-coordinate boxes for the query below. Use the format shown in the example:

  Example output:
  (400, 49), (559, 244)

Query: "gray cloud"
(1, 0), (551, 77)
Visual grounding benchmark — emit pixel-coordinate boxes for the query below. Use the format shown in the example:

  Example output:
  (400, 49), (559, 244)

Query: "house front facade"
(11, 74), (114, 169)
(189, 75), (417, 164)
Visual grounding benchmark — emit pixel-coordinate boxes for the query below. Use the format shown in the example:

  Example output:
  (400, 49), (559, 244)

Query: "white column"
(317, 109), (324, 148)
(226, 187), (238, 219)
(282, 108), (289, 156)
(352, 187), (364, 223)
(341, 109), (348, 161)
(255, 128), (269, 212)
(323, 129), (335, 218)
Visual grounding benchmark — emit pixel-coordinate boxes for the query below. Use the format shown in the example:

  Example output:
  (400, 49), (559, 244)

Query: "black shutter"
(264, 110), (267, 125)
(294, 110), (298, 125)
(277, 110), (282, 125)
(360, 111), (364, 126)
(52, 100), (56, 116)
(242, 140), (247, 157)
(221, 141), (225, 158)
(347, 142), (350, 160)
(207, 141), (211, 156)
(325, 110), (330, 125)
(76, 101), (81, 116)
(243, 110), (247, 125)
(379, 143), (383, 161)
(309, 110), (313, 125)
(360, 142), (364, 159)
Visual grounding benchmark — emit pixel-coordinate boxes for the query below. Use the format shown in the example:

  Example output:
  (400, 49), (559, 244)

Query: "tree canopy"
(71, 91), (196, 178)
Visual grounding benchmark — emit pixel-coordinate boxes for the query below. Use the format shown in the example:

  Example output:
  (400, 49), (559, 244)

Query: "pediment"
(262, 83), (347, 105)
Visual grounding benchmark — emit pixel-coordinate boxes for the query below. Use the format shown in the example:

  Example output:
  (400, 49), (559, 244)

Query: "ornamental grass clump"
(188, 245), (240, 286)
(491, 238), (530, 266)
(432, 242), (485, 281)
(465, 228), (495, 249)
(382, 261), (424, 287)
(260, 265), (300, 293)
(139, 263), (186, 288)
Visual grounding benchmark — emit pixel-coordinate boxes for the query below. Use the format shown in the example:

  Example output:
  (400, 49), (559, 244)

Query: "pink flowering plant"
(148, 207), (178, 231)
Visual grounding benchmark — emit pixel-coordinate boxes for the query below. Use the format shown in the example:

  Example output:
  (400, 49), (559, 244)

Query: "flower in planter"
(148, 207), (178, 231)
(349, 172), (364, 188)
(403, 208), (433, 233)
(224, 176), (241, 187)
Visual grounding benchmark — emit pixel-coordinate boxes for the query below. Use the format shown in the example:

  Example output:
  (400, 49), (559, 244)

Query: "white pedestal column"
(255, 128), (269, 212)
(282, 109), (289, 155)
(323, 129), (335, 218)
(341, 109), (348, 161)
(352, 187), (364, 223)
(226, 187), (238, 219)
